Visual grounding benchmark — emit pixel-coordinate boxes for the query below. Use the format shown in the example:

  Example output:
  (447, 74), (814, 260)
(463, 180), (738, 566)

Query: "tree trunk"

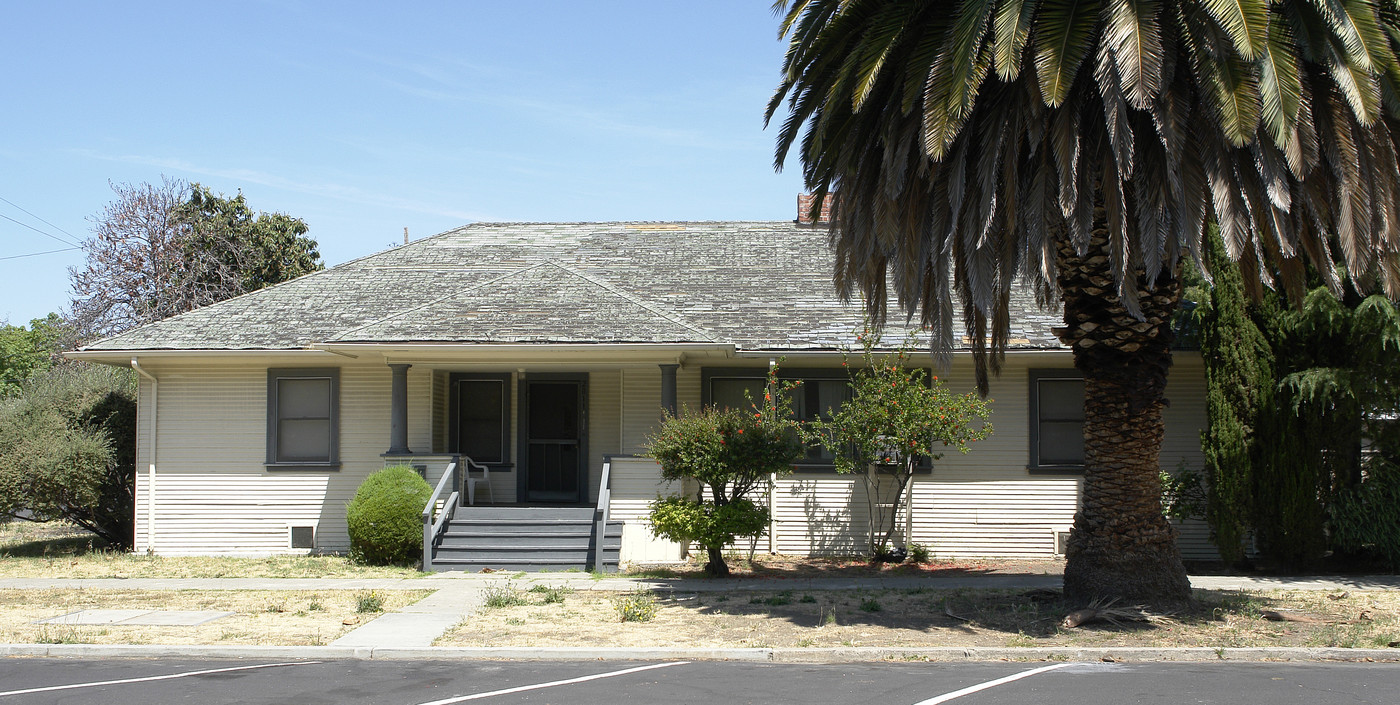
(705, 545), (730, 577)
(1056, 231), (1192, 608)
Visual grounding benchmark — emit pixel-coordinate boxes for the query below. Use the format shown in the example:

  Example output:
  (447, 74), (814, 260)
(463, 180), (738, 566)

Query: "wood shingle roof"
(82, 221), (1065, 352)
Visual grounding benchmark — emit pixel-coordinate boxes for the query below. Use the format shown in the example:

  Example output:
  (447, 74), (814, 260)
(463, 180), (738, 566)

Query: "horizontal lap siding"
(137, 363), (397, 555)
(1161, 355), (1219, 561)
(607, 456), (682, 523)
(609, 456), (686, 562)
(132, 352), (1211, 560)
(771, 474), (1080, 558)
(587, 371), (622, 503)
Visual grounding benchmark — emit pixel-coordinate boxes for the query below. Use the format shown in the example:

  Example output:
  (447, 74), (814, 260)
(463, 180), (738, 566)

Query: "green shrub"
(1329, 459), (1400, 570)
(645, 383), (801, 578)
(0, 364), (136, 549)
(345, 465), (432, 566)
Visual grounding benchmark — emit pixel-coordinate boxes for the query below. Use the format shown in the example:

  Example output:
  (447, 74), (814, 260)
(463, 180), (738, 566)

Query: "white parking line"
(412, 661), (691, 705)
(0, 661), (319, 699)
(912, 663), (1077, 704)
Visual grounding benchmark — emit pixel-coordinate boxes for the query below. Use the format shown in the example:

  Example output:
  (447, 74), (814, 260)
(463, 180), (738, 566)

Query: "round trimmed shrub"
(346, 465), (432, 566)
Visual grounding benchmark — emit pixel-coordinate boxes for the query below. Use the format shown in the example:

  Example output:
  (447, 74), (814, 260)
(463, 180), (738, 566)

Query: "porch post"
(659, 364), (679, 416)
(388, 363), (412, 455)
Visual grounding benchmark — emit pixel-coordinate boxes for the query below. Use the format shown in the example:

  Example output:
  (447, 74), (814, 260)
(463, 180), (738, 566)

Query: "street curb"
(2, 644), (1397, 663)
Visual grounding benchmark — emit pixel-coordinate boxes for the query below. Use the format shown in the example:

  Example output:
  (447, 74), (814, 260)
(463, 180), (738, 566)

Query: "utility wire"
(0, 195), (80, 245)
(0, 246), (80, 261)
(0, 212), (81, 249)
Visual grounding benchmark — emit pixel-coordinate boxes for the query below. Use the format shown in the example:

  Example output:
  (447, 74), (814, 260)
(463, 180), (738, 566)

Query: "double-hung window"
(267, 368), (340, 468)
(1029, 369), (1085, 471)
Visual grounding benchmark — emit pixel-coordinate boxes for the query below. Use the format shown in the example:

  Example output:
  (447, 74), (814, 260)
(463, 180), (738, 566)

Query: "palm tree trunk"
(1056, 230), (1192, 607)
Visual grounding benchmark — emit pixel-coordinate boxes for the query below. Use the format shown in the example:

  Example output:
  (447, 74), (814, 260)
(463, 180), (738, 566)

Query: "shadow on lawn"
(626, 555), (1038, 580)
(662, 586), (1293, 641)
(0, 523), (109, 559)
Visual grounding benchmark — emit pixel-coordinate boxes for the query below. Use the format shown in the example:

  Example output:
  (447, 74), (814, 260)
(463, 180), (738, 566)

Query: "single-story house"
(70, 213), (1216, 570)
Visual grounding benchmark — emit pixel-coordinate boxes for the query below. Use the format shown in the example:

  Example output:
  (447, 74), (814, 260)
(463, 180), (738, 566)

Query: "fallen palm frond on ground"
(1061, 597), (1178, 629)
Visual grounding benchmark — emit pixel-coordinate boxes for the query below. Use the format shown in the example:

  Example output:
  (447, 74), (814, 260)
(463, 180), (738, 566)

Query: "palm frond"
(1034, 0), (1101, 106)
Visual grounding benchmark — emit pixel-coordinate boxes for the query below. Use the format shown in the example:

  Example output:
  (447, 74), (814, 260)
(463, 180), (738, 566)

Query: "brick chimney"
(797, 193), (833, 224)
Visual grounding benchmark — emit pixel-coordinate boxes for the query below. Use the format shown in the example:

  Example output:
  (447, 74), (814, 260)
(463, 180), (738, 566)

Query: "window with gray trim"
(1030, 369), (1084, 469)
(267, 368), (339, 466)
(702, 368), (851, 464)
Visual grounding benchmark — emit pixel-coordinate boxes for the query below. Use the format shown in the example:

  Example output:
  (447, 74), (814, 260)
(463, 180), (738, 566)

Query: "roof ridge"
(326, 261), (557, 342)
(541, 261), (720, 343)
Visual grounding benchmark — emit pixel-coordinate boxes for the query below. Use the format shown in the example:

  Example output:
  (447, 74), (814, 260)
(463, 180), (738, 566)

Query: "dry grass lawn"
(437, 585), (1400, 651)
(0, 588), (430, 645)
(0, 521), (422, 579)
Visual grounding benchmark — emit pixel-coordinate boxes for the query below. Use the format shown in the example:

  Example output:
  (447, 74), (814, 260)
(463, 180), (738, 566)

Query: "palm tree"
(768, 0), (1400, 606)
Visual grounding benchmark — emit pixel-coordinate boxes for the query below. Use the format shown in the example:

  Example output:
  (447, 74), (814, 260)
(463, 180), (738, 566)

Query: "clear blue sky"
(0, 1), (807, 326)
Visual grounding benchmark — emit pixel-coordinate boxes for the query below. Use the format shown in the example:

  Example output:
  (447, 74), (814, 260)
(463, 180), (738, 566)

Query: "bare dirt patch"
(0, 589), (429, 645)
(437, 585), (1400, 651)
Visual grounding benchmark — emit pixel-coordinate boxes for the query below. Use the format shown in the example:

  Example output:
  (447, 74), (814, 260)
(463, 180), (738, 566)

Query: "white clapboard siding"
(132, 362), (420, 555)
(130, 350), (1213, 559)
(586, 370), (623, 503)
(608, 456), (687, 562)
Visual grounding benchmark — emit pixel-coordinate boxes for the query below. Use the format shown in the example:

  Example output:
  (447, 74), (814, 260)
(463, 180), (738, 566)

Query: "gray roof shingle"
(83, 221), (1065, 351)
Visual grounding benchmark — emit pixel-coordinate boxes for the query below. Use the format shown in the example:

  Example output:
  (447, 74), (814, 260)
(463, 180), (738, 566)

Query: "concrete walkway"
(6, 572), (1399, 649)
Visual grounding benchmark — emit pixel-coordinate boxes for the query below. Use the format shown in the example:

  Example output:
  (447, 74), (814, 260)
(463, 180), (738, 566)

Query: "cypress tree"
(1195, 229), (1274, 564)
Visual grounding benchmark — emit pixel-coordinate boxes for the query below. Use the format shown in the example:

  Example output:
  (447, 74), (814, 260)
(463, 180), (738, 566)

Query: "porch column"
(388, 363), (412, 455)
(659, 364), (679, 416)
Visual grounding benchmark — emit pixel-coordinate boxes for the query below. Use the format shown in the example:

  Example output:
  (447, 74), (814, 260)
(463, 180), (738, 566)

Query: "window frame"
(266, 368), (340, 470)
(700, 366), (932, 474)
(447, 372), (513, 470)
(1028, 368), (1085, 474)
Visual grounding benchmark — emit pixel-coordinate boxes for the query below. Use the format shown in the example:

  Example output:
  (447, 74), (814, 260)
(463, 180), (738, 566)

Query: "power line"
(0, 195), (80, 244)
(0, 211), (81, 248)
(0, 246), (80, 261)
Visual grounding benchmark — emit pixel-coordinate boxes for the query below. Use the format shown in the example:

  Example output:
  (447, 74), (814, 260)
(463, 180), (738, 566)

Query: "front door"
(519, 375), (587, 503)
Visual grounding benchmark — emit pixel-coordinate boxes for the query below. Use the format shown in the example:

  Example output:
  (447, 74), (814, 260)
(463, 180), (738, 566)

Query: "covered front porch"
(327, 343), (721, 571)
(338, 342), (726, 508)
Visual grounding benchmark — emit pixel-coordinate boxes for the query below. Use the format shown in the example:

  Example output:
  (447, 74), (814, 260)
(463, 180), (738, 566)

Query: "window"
(267, 368), (339, 467)
(1030, 369), (1085, 471)
(449, 373), (511, 466)
(703, 368), (852, 466)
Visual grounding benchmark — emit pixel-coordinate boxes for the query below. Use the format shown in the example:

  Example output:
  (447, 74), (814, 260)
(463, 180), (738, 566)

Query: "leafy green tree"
(180, 184), (321, 294)
(802, 331), (992, 556)
(0, 365), (136, 549)
(71, 178), (322, 338)
(645, 376), (803, 576)
(768, 0), (1400, 606)
(0, 314), (76, 396)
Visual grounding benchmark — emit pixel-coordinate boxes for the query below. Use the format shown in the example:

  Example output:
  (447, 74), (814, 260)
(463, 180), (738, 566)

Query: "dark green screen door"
(523, 380), (583, 502)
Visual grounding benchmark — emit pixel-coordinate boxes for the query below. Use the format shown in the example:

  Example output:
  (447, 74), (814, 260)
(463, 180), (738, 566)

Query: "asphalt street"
(1, 658), (1398, 705)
